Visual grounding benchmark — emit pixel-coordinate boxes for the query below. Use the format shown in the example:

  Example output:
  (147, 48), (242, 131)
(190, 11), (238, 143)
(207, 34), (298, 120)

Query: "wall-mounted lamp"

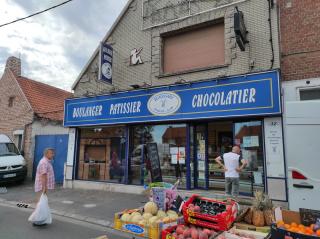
(234, 7), (249, 51)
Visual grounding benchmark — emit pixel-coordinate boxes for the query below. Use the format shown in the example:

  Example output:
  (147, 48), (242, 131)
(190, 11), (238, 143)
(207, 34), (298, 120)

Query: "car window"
(0, 143), (20, 156)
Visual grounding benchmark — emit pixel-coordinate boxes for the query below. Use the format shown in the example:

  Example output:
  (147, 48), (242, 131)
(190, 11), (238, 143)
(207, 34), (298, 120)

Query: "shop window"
(129, 124), (187, 188)
(162, 22), (225, 74)
(234, 121), (264, 195)
(300, 88), (320, 101)
(77, 127), (126, 183)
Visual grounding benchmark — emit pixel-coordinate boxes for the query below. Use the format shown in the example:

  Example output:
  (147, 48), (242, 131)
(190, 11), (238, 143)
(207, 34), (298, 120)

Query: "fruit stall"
(112, 182), (320, 239)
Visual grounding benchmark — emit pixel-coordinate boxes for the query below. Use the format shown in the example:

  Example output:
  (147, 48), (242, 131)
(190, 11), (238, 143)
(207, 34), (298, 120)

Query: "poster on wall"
(242, 149), (258, 171)
(243, 136), (259, 147)
(199, 171), (205, 180)
(264, 117), (285, 178)
(198, 161), (205, 171)
(170, 147), (185, 164)
(199, 140), (206, 153)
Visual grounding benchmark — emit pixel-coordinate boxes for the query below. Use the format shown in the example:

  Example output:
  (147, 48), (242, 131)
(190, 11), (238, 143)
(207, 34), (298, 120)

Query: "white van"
(0, 134), (27, 183)
(284, 101), (320, 210)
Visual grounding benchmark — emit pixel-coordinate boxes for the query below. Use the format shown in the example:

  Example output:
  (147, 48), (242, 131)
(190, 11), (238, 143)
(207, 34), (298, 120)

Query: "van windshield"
(0, 143), (20, 156)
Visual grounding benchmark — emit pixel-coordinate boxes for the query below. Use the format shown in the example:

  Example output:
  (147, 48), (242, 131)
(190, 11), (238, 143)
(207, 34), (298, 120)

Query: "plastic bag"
(28, 193), (52, 225)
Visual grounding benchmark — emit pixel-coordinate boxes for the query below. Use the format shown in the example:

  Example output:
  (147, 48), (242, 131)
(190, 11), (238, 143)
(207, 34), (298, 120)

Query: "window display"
(77, 127), (126, 183)
(129, 124), (187, 188)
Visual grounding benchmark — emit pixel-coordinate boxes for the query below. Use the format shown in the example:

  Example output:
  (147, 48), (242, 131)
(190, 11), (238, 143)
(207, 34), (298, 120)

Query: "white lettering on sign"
(191, 88), (256, 108)
(72, 105), (103, 118)
(109, 101), (141, 115)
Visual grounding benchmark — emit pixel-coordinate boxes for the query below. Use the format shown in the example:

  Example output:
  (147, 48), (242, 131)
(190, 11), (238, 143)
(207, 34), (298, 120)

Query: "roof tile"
(16, 76), (72, 121)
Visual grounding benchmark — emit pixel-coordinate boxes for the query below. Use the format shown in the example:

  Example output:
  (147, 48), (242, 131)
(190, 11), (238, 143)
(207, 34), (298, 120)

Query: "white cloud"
(0, 0), (128, 91)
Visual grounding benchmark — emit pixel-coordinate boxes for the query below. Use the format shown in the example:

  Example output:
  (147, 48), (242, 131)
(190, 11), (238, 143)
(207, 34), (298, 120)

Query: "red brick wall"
(279, 0), (320, 81)
(0, 69), (34, 176)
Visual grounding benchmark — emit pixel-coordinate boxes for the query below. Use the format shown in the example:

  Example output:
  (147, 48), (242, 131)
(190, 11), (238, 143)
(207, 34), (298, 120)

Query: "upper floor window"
(300, 88), (320, 101)
(162, 21), (225, 75)
(8, 96), (15, 107)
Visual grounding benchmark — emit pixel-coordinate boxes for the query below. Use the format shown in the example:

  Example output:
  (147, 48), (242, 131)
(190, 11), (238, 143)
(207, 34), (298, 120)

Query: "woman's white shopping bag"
(28, 193), (52, 225)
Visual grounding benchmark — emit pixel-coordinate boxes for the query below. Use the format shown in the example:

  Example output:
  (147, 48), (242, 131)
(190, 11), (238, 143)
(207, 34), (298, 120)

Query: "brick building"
(64, 0), (287, 202)
(0, 56), (72, 178)
(278, 0), (320, 210)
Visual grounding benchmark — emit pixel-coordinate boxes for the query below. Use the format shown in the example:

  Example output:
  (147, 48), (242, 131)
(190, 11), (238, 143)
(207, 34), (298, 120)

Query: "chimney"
(5, 56), (21, 76)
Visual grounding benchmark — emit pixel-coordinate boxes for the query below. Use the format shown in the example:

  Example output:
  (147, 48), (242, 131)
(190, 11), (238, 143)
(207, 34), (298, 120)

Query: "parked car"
(0, 134), (27, 184)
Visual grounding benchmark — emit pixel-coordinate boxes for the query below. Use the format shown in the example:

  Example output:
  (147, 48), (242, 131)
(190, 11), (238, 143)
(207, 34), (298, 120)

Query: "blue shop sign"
(64, 71), (281, 127)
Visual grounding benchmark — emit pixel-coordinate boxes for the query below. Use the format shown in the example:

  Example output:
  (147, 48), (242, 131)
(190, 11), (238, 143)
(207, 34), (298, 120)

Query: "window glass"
(0, 143), (20, 156)
(300, 88), (320, 101)
(77, 127), (126, 183)
(129, 124), (187, 188)
(208, 122), (233, 191)
(234, 121), (264, 195)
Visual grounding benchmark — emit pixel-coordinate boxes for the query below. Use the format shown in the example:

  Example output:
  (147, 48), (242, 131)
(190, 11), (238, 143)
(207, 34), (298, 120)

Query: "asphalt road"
(0, 203), (135, 239)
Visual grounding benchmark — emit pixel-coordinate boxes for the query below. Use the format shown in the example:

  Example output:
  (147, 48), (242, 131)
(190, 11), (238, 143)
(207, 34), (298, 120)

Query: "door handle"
(293, 184), (314, 189)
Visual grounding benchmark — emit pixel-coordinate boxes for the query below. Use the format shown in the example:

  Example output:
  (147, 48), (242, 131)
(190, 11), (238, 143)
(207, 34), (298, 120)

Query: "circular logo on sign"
(147, 91), (181, 116)
(101, 62), (112, 79)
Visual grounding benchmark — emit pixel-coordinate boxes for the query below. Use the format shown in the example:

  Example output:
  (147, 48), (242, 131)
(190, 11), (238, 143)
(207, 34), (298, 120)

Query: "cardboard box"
(114, 209), (184, 239)
(271, 208), (320, 239)
(234, 222), (270, 233)
(216, 230), (267, 239)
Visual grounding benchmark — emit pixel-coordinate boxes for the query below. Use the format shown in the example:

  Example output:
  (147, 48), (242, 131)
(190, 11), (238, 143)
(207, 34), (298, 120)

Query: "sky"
(0, 0), (128, 91)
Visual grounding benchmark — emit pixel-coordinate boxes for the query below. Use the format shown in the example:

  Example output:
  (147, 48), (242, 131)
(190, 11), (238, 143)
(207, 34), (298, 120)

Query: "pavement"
(0, 203), (109, 239)
(0, 179), (148, 230)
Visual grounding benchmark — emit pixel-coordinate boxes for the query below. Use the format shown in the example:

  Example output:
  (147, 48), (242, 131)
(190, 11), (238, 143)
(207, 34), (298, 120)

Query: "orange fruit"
(316, 229), (320, 236)
(291, 222), (298, 227)
(277, 220), (285, 228)
(284, 224), (290, 229)
(305, 228), (313, 235)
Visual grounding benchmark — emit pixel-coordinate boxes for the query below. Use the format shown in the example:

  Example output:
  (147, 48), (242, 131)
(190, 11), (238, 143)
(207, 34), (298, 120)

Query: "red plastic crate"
(161, 225), (178, 239)
(182, 194), (237, 231)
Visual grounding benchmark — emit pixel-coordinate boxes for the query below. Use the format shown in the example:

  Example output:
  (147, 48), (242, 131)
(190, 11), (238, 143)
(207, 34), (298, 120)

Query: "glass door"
(234, 120), (265, 196)
(194, 124), (208, 189)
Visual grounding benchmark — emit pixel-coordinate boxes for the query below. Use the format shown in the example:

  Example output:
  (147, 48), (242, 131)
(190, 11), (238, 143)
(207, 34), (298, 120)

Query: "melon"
(142, 212), (153, 220)
(162, 217), (171, 223)
(131, 214), (143, 223)
(138, 219), (147, 226)
(166, 210), (177, 216)
(157, 210), (167, 218)
(120, 213), (131, 222)
(168, 213), (179, 220)
(131, 212), (141, 217)
(148, 216), (159, 226)
(144, 202), (158, 215)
